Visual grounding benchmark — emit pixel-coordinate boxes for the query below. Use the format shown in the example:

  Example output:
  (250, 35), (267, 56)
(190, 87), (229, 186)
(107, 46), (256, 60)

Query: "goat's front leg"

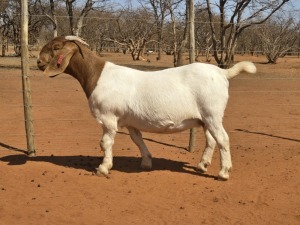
(127, 127), (152, 170)
(97, 128), (116, 177)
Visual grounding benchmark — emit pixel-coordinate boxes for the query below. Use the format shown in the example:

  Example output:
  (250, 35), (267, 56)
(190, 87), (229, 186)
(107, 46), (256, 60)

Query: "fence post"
(21, 0), (36, 156)
(188, 0), (196, 152)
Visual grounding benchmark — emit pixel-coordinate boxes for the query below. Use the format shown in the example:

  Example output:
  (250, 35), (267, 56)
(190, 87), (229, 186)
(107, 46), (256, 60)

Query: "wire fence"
(2, 50), (300, 58)
(0, 5), (300, 155)
(1, 63), (300, 155)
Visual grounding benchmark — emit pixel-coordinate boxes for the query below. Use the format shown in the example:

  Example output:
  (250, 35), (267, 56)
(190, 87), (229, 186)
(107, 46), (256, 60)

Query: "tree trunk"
(1, 37), (5, 56)
(219, 0), (226, 68)
(169, 2), (177, 67)
(66, 0), (75, 35)
(176, 0), (189, 67)
(75, 17), (84, 36)
(38, 0), (58, 37)
(50, 0), (58, 37)
(157, 32), (162, 60)
(74, 0), (93, 36)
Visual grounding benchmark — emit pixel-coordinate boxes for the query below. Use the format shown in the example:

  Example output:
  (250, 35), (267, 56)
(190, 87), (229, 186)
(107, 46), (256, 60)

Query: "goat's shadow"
(0, 152), (217, 180)
(235, 129), (300, 142)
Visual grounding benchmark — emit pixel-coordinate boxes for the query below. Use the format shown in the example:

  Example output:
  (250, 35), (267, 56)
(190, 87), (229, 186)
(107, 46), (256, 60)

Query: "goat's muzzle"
(37, 59), (47, 71)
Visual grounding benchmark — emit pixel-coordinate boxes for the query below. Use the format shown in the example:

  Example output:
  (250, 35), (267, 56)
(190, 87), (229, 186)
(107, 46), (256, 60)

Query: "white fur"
(89, 61), (256, 180)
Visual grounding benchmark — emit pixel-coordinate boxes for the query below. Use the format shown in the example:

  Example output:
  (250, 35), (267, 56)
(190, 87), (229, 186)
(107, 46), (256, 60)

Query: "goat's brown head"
(37, 36), (89, 77)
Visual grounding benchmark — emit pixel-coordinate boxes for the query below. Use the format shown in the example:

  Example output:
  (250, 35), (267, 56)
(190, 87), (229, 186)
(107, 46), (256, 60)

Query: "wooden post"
(188, 0), (196, 152)
(189, 0), (195, 63)
(21, 0), (36, 156)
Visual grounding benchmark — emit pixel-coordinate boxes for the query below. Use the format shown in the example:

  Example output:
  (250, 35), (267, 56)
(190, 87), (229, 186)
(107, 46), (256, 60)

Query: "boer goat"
(37, 36), (256, 180)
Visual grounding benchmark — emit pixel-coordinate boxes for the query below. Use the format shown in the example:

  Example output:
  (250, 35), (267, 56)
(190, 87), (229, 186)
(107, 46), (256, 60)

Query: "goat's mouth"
(38, 63), (57, 78)
(37, 63), (47, 71)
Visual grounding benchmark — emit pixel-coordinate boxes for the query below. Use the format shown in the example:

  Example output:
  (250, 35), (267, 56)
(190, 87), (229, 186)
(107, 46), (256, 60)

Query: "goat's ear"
(44, 42), (76, 77)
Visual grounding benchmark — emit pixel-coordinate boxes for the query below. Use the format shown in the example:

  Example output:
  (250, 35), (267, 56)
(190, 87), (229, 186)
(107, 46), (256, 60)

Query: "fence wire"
(1, 12), (300, 153)
(1, 69), (300, 154)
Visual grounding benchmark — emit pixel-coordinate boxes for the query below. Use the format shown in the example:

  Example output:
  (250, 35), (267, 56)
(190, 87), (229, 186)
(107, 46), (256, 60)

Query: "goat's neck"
(66, 50), (105, 98)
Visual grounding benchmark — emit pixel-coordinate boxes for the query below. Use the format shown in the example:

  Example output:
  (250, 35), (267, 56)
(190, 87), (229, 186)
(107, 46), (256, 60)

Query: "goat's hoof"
(141, 159), (152, 170)
(218, 176), (229, 181)
(218, 170), (230, 181)
(197, 162), (208, 173)
(96, 165), (110, 178)
(141, 163), (152, 170)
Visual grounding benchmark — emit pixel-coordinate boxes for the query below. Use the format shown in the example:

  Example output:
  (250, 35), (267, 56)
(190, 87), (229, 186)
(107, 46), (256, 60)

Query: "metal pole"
(21, 0), (36, 156)
(188, 0), (196, 152)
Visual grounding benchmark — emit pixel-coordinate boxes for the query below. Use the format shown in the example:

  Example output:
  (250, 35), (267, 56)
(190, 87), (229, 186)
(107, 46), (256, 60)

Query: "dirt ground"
(0, 53), (299, 225)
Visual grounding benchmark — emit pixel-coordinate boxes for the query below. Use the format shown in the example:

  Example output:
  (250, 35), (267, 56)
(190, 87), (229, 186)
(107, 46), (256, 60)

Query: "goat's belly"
(120, 117), (203, 134)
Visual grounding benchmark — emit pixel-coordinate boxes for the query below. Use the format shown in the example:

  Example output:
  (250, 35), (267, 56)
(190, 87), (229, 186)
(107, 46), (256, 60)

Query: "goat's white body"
(89, 62), (229, 133)
(87, 61), (257, 179)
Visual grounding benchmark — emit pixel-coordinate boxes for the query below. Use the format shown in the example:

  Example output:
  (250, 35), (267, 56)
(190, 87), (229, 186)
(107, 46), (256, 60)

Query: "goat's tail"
(225, 61), (256, 80)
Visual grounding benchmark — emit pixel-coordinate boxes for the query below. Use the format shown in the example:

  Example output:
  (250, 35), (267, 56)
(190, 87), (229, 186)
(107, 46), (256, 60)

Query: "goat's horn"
(65, 36), (89, 46)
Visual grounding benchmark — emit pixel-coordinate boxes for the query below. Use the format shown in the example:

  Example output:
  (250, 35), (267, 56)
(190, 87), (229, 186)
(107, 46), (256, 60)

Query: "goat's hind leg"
(204, 120), (232, 180)
(197, 127), (216, 173)
(128, 127), (152, 170)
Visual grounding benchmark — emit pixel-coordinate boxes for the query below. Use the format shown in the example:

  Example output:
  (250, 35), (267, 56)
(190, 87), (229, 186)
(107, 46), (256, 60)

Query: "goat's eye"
(53, 44), (62, 51)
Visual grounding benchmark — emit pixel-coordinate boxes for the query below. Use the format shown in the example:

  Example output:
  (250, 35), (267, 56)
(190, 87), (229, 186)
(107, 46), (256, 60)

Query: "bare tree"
(206, 0), (290, 68)
(0, 0), (44, 55)
(175, 0), (189, 66)
(65, 0), (106, 36)
(238, 27), (262, 56)
(166, 0), (184, 66)
(258, 15), (298, 64)
(138, 0), (172, 60)
(38, 0), (58, 37)
(104, 9), (156, 61)
(0, 1), (22, 55)
(194, 3), (213, 62)
(80, 10), (113, 52)
(168, 0), (177, 65)
(0, 0), (9, 56)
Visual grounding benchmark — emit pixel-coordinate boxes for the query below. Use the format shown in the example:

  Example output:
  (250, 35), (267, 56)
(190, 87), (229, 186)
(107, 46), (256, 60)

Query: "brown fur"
(38, 36), (106, 98)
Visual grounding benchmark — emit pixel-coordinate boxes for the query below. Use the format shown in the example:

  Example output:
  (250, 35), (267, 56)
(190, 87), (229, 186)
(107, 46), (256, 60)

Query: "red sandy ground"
(0, 53), (299, 225)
